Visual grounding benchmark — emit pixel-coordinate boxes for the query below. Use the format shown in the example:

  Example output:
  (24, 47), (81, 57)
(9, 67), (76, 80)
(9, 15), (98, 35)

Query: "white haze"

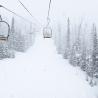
(0, 0), (98, 26)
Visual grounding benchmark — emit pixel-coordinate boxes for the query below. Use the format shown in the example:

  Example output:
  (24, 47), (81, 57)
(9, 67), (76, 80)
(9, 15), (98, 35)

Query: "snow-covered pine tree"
(69, 23), (82, 66)
(13, 30), (26, 52)
(92, 24), (98, 75)
(80, 38), (87, 71)
(69, 42), (77, 66)
(11, 17), (15, 33)
(64, 18), (71, 59)
(57, 23), (62, 54)
(86, 24), (98, 86)
(9, 17), (15, 49)
(7, 17), (15, 58)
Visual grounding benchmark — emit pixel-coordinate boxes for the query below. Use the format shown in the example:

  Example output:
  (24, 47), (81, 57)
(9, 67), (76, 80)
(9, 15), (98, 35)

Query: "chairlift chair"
(43, 0), (52, 38)
(0, 16), (10, 42)
(43, 26), (52, 38)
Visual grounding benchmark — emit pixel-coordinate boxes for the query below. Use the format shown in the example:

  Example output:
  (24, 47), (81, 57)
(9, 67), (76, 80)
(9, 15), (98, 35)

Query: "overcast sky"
(0, 0), (98, 26)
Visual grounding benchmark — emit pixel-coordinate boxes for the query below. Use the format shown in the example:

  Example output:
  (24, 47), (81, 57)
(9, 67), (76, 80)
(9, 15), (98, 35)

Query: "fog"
(0, 0), (98, 26)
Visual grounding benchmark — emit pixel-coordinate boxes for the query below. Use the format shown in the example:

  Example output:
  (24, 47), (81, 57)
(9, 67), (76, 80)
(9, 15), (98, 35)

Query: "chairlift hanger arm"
(47, 0), (52, 19)
(46, 0), (52, 26)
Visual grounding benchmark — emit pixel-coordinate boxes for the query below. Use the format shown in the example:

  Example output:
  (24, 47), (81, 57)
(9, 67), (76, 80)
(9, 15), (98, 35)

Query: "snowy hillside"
(0, 34), (98, 98)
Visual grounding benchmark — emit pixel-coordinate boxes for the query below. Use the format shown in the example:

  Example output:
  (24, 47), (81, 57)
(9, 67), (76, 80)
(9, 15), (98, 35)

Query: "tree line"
(54, 18), (98, 87)
(0, 16), (35, 60)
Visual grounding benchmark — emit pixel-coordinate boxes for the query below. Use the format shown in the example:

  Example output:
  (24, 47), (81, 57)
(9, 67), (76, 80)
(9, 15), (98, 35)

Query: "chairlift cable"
(0, 5), (31, 23)
(17, 0), (42, 27)
(18, 0), (33, 19)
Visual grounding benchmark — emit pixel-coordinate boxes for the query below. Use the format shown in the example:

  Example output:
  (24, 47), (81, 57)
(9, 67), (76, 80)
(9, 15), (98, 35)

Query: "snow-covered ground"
(0, 34), (98, 98)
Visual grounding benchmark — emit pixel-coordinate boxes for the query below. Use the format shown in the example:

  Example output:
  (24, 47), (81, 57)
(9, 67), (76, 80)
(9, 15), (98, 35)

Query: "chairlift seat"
(0, 36), (8, 41)
(43, 26), (52, 38)
(0, 20), (10, 42)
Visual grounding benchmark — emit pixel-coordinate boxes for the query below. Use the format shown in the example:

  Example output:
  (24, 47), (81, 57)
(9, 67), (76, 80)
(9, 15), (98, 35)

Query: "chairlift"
(0, 15), (10, 42)
(17, 0), (52, 38)
(43, 26), (52, 38)
(43, 0), (52, 38)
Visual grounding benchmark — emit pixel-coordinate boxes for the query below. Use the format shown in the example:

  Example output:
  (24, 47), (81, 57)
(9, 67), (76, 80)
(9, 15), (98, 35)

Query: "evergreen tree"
(86, 24), (98, 86)
(7, 17), (15, 58)
(91, 24), (98, 77)
(69, 23), (82, 66)
(64, 18), (71, 59)
(57, 23), (62, 54)
(80, 39), (87, 71)
(9, 17), (15, 49)
(66, 18), (71, 49)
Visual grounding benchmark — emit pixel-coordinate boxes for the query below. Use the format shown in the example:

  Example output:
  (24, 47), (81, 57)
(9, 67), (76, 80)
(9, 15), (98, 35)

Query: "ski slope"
(0, 34), (98, 98)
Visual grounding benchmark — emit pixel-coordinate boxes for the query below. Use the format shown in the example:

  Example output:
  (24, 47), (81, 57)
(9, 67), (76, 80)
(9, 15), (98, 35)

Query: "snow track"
(0, 34), (98, 98)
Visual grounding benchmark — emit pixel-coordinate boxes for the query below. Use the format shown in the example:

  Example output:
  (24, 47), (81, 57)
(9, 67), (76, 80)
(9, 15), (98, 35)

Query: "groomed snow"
(0, 34), (98, 98)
